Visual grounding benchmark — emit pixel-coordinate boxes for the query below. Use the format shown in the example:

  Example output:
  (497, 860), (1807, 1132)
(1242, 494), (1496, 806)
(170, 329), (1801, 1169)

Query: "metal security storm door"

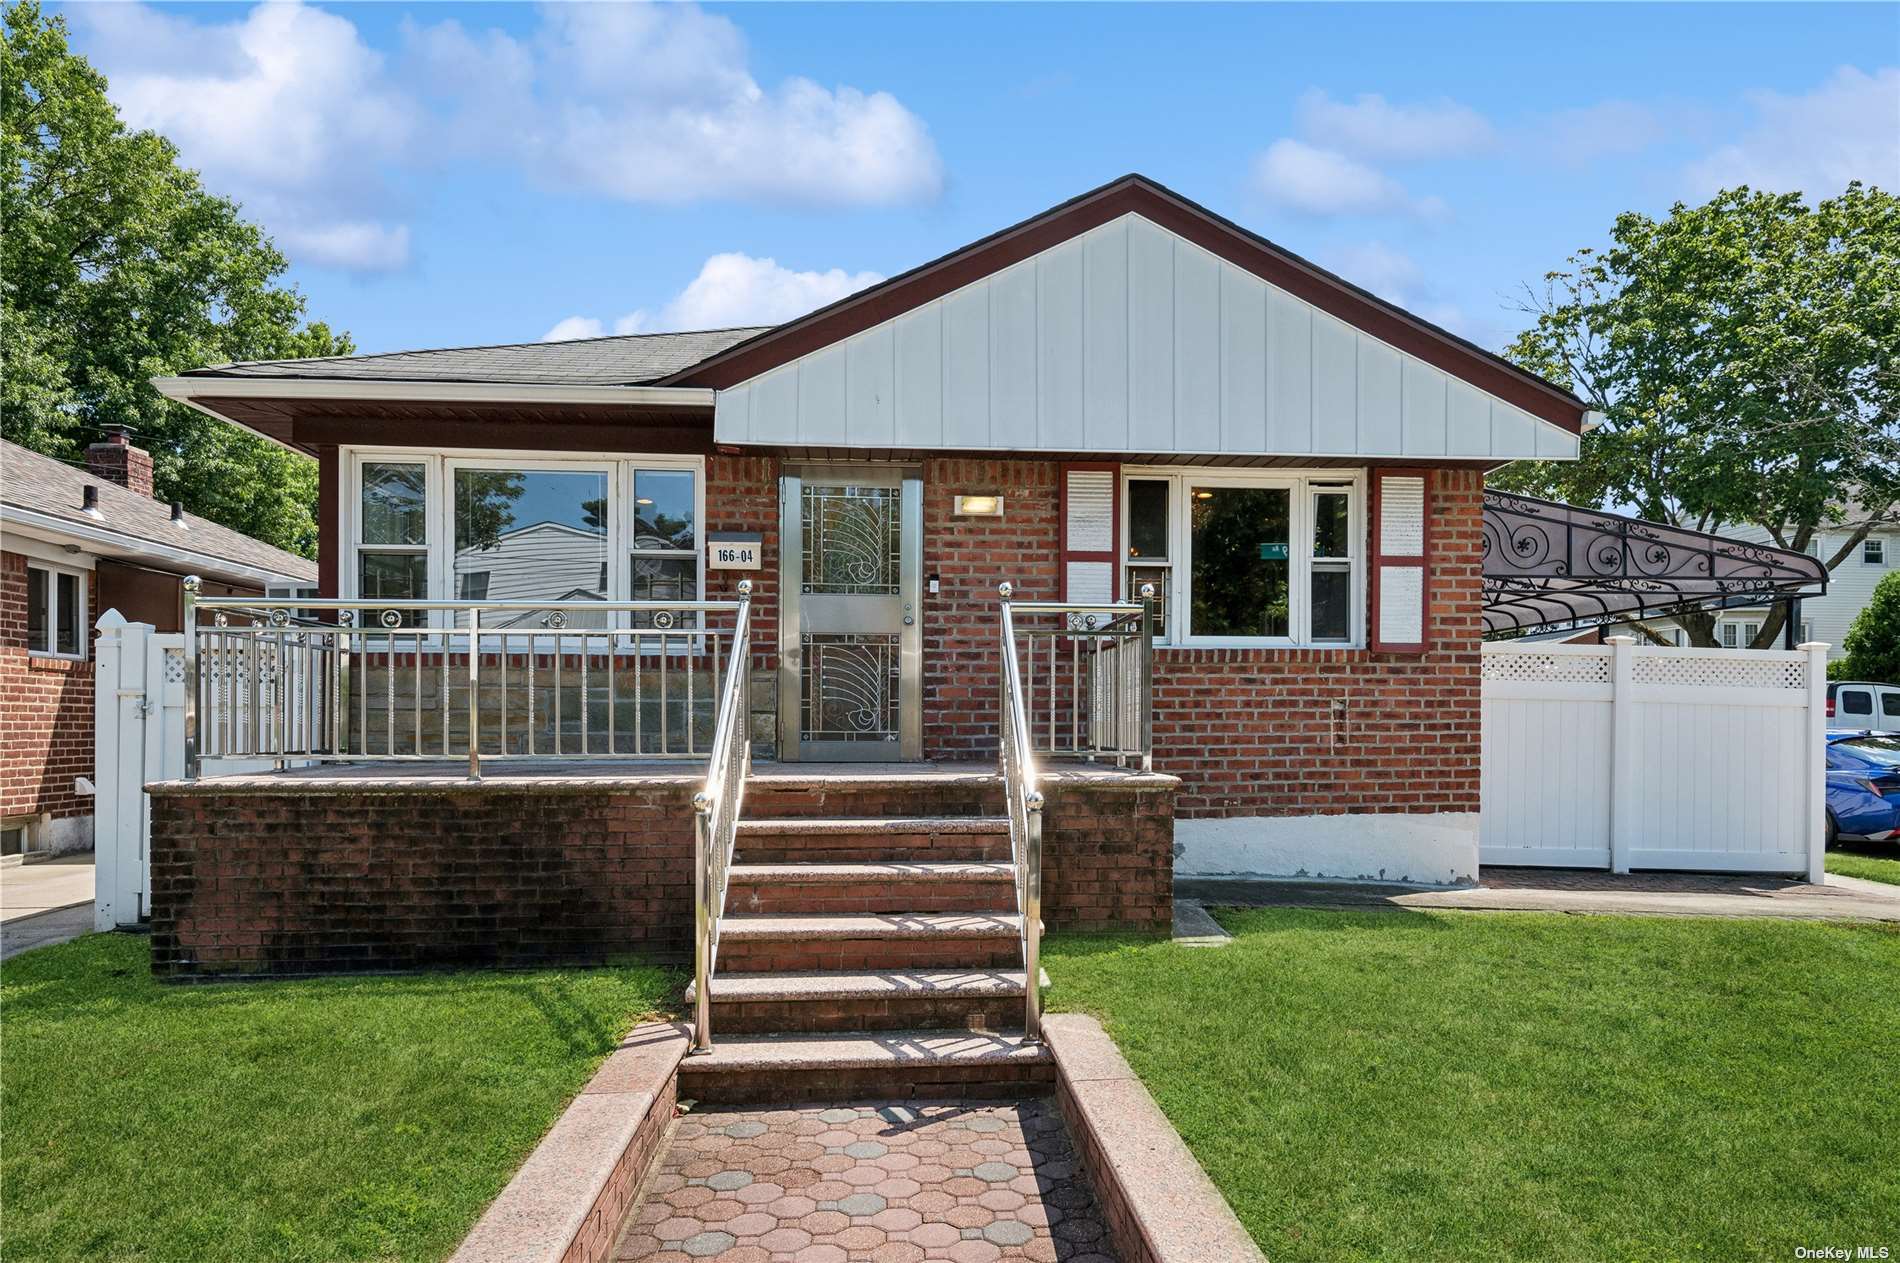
(778, 467), (923, 760)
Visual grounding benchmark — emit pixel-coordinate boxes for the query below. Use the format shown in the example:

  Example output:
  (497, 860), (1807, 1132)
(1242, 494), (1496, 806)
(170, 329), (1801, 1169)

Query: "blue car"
(1826, 731), (1900, 846)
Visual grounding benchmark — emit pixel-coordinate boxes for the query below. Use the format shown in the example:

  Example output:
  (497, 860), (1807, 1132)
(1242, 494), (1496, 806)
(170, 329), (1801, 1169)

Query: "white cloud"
(1325, 242), (1468, 337)
(1685, 66), (1900, 197)
(405, 4), (942, 207)
(67, 1), (942, 275)
(1253, 140), (1448, 219)
(1534, 100), (1672, 165)
(69, 1), (418, 273)
(541, 253), (884, 341)
(1296, 90), (1496, 160)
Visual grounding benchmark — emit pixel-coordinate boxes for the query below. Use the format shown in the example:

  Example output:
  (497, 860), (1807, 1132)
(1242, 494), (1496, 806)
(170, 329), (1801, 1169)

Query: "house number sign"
(708, 532), (763, 570)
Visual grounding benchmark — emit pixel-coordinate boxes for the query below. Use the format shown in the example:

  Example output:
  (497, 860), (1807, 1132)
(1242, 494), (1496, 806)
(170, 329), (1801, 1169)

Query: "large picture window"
(344, 450), (703, 625)
(1122, 469), (1363, 647)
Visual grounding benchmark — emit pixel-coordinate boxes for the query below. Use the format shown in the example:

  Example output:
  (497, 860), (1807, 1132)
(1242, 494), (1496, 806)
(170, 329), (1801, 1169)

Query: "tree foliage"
(1494, 184), (1900, 647)
(1, 1), (349, 557)
(1839, 569), (1900, 683)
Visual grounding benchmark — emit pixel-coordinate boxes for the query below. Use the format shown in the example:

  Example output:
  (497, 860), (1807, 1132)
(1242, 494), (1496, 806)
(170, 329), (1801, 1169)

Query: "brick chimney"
(85, 425), (155, 499)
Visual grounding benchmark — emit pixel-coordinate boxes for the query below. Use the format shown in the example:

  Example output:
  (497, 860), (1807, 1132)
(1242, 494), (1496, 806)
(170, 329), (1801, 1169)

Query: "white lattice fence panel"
(1483, 649), (1611, 685)
(1630, 653), (1806, 691)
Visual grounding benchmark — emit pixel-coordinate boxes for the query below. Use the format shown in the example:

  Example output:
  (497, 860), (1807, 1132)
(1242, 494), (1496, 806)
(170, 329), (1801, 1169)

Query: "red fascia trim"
(1369, 467), (1432, 655)
(667, 177), (1585, 434)
(1059, 462), (1121, 602)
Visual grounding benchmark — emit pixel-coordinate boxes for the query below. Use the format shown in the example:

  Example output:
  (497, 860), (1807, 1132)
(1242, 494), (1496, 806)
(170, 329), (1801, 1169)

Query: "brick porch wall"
(146, 775), (1172, 976)
(1, 551), (97, 826)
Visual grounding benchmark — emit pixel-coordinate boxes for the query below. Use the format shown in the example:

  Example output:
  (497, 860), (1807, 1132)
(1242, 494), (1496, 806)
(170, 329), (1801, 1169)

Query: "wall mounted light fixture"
(953, 494), (1004, 517)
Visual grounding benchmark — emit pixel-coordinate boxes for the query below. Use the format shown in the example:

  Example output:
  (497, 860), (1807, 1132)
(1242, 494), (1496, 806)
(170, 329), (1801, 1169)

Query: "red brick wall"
(310, 452), (1482, 821)
(147, 785), (698, 975)
(1156, 468), (1484, 817)
(0, 551), (96, 823)
(146, 775), (1171, 975)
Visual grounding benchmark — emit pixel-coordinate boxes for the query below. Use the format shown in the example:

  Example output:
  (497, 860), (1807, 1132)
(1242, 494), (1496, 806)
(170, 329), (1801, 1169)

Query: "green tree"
(1, 1), (349, 557)
(1839, 569), (1900, 682)
(1494, 184), (1900, 647)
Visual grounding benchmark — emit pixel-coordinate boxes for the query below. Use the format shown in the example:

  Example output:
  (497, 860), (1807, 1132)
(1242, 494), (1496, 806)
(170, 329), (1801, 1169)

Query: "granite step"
(724, 860), (1017, 915)
(715, 912), (1026, 972)
(733, 815), (1012, 863)
(685, 967), (1046, 1033)
(675, 1029), (1056, 1103)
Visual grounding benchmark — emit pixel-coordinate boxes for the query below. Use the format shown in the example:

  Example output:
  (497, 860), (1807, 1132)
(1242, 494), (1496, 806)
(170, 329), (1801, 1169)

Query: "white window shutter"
(1371, 470), (1430, 652)
(1061, 465), (1118, 603)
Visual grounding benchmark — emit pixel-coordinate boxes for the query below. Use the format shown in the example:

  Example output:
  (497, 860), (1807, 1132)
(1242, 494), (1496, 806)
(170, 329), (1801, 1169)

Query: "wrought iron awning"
(1482, 490), (1829, 635)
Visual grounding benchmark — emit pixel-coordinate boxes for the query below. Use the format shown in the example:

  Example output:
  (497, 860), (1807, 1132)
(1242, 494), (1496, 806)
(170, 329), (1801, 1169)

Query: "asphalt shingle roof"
(1, 440), (318, 582)
(179, 327), (772, 387)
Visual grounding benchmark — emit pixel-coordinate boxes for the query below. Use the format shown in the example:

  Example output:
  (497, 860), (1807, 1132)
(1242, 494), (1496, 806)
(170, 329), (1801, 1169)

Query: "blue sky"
(58, 2), (1899, 358)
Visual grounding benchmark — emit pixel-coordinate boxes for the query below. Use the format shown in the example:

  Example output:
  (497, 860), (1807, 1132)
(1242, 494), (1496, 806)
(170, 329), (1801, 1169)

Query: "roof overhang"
(0, 504), (313, 588)
(151, 377), (717, 454)
(1482, 490), (1830, 635)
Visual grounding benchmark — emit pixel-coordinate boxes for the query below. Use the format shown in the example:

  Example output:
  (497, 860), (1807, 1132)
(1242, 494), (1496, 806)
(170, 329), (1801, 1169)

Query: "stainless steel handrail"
(997, 581), (1046, 1043)
(181, 578), (748, 779)
(1005, 589), (1156, 772)
(692, 580), (753, 1053)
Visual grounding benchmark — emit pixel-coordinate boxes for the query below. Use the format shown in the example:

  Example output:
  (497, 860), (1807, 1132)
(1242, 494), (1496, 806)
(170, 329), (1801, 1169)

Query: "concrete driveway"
(1, 853), (95, 960)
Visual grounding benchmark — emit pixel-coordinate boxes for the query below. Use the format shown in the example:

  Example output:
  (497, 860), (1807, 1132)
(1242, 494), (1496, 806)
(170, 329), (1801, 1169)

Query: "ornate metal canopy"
(1482, 490), (1829, 635)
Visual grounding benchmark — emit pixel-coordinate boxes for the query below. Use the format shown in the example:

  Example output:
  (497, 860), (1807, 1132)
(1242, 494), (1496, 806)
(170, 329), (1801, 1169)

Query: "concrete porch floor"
(166, 759), (1171, 791)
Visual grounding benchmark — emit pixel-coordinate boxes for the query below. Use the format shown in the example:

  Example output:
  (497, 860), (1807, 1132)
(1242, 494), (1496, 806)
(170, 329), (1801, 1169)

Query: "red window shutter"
(1370, 468), (1431, 653)
(1059, 463), (1119, 602)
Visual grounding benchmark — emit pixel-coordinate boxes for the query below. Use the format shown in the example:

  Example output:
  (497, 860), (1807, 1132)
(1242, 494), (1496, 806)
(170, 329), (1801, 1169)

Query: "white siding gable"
(714, 213), (1578, 461)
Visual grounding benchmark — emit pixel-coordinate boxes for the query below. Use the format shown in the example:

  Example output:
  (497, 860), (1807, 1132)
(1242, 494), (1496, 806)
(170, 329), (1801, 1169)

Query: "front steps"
(684, 967), (1049, 1033)
(688, 766), (1043, 1100)
(676, 1029), (1055, 1103)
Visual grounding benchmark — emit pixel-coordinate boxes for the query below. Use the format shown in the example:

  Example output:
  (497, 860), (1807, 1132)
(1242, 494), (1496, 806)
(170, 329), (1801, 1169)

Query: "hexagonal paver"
(610, 1100), (1116, 1261)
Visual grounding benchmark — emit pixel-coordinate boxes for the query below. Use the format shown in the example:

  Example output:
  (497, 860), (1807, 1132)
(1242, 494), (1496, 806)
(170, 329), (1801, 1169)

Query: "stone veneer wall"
(145, 774), (1174, 977)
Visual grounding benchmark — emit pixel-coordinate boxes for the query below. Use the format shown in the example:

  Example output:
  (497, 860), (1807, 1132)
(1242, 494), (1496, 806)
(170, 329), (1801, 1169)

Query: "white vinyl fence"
(1481, 637), (1827, 879)
(92, 614), (281, 929)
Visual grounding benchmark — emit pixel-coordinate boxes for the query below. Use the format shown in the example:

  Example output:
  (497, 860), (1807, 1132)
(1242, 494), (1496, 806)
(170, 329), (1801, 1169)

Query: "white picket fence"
(1481, 637), (1828, 879)
(92, 614), (282, 929)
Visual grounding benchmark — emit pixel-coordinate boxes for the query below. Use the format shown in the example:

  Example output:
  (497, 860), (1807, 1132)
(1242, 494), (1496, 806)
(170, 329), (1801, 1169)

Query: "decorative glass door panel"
(780, 469), (922, 760)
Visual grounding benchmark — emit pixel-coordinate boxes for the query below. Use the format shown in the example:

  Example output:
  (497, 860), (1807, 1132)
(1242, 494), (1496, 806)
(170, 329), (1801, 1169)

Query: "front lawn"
(1046, 908), (1900, 1263)
(1, 934), (675, 1263)
(1828, 844), (1900, 886)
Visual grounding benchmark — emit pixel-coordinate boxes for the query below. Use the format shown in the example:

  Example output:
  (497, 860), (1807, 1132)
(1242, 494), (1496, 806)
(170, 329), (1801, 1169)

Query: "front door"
(779, 467), (923, 760)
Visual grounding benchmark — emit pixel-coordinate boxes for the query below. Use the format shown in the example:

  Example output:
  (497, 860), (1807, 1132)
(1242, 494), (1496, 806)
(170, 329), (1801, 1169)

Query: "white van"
(1829, 681), (1900, 734)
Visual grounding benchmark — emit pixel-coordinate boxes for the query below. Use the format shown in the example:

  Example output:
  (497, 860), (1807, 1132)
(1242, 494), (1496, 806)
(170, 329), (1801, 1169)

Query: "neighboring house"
(1627, 517), (1896, 656)
(0, 433), (316, 857)
(151, 174), (1597, 884)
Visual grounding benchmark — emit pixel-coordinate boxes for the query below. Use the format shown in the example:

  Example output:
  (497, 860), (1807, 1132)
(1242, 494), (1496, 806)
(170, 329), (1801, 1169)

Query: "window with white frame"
(24, 562), (85, 658)
(1865, 537), (1886, 565)
(345, 451), (703, 625)
(1121, 470), (1363, 646)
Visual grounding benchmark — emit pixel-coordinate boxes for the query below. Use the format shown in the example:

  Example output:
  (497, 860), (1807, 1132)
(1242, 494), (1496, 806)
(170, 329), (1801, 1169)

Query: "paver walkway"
(614, 1099), (1115, 1263)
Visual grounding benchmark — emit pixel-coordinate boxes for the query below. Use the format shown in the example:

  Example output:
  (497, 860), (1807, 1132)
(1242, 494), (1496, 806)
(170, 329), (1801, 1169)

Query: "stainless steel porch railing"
(692, 580), (753, 1053)
(999, 581), (1156, 1043)
(996, 581), (1045, 1043)
(180, 577), (751, 780)
(1003, 585), (1157, 771)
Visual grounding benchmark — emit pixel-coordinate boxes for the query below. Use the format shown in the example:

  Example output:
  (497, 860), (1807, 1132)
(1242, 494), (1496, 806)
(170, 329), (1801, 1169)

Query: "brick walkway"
(613, 1099), (1115, 1263)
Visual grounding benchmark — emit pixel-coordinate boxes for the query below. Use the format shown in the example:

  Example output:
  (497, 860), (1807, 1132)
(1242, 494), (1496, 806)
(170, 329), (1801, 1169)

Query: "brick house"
(0, 435), (316, 857)
(143, 174), (1600, 984)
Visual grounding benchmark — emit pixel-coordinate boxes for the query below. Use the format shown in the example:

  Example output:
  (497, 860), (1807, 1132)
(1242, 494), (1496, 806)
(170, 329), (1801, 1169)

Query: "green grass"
(1, 934), (676, 1263)
(1827, 844), (1900, 885)
(1046, 908), (1900, 1263)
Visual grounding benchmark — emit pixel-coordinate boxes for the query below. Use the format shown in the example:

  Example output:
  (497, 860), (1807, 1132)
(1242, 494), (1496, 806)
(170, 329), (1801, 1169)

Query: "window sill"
(26, 652), (87, 668)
